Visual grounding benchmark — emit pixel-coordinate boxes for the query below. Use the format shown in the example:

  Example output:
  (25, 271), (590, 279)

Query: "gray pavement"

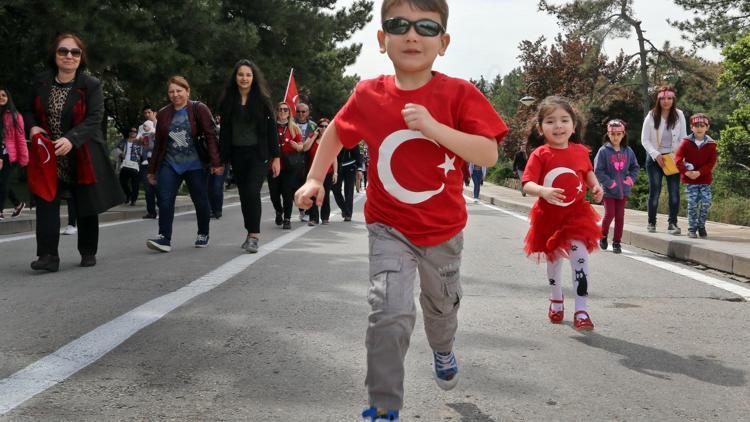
(468, 181), (750, 279)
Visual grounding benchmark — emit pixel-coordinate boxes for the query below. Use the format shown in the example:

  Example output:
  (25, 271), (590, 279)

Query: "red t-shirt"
(334, 72), (508, 246)
(308, 141), (334, 174)
(277, 124), (302, 170)
(522, 143), (593, 209)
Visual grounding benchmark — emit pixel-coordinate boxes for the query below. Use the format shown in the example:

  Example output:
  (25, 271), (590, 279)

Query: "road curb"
(470, 188), (748, 279)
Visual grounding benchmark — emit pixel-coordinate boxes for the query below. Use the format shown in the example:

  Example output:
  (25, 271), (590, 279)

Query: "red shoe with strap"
(574, 311), (594, 331)
(548, 299), (564, 323)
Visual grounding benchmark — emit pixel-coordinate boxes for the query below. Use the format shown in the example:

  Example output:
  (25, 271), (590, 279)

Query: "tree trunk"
(633, 22), (651, 117)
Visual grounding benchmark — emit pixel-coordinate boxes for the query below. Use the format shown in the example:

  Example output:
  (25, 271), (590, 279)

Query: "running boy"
(295, 1), (507, 420)
(675, 113), (717, 238)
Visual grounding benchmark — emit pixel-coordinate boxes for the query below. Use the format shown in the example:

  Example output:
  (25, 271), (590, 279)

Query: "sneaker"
(574, 311), (594, 331)
(61, 225), (77, 235)
(241, 236), (259, 253)
(30, 254), (60, 272)
(698, 227), (708, 238)
(146, 235), (172, 252)
(308, 219), (318, 227)
(433, 350), (459, 390)
(195, 234), (209, 248)
(80, 255), (96, 267)
(687, 230), (697, 238)
(473, 198), (480, 204)
(321, 220), (329, 225)
(282, 219), (291, 230)
(548, 299), (564, 323)
(298, 210), (306, 222)
(142, 213), (157, 219)
(12, 201), (25, 217)
(275, 211), (283, 226)
(599, 237), (608, 251)
(647, 224), (656, 233)
(344, 216), (352, 222)
(362, 407), (399, 421)
(612, 241), (622, 254)
(667, 223), (681, 235)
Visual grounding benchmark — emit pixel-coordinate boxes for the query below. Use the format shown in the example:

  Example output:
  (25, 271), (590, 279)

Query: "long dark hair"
(651, 86), (678, 130)
(218, 59), (273, 123)
(0, 87), (20, 136)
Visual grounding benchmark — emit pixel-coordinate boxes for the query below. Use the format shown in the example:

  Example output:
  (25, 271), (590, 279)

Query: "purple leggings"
(602, 197), (627, 242)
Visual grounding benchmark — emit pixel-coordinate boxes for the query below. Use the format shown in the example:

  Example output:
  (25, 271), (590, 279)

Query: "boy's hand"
(591, 184), (604, 203)
(295, 179), (325, 209)
(686, 170), (701, 180)
(402, 103), (440, 137)
(540, 186), (566, 204)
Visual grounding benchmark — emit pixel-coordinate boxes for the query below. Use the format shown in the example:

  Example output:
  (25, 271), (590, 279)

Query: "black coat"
(218, 103), (279, 164)
(29, 71), (124, 216)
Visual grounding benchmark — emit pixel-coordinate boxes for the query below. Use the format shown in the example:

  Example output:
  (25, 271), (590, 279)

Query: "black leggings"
(231, 147), (268, 234)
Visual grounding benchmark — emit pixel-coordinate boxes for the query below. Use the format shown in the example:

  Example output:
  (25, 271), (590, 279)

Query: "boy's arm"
(402, 103), (498, 167)
(295, 121), (344, 209)
(698, 145), (718, 176)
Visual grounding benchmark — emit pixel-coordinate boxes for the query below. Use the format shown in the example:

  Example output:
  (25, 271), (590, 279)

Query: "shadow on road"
(446, 402), (496, 422)
(573, 332), (746, 387)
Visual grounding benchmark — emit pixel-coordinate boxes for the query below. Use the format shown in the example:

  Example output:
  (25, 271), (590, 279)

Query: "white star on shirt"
(437, 154), (456, 176)
(576, 182), (584, 194)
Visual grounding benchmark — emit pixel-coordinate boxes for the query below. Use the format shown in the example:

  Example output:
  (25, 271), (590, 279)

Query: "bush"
(486, 155), (515, 184)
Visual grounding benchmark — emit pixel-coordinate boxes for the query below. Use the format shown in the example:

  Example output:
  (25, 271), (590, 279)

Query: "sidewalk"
(0, 190), (240, 237)
(466, 182), (750, 279)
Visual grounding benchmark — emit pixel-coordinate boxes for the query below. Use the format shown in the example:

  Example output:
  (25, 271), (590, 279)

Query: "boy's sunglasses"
(382, 17), (445, 37)
(56, 47), (83, 58)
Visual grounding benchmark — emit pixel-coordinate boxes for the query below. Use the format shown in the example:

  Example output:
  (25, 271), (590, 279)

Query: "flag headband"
(657, 90), (676, 99)
(607, 119), (626, 133)
(690, 115), (710, 126)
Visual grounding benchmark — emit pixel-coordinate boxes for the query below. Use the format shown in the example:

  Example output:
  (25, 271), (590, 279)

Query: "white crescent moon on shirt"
(378, 129), (445, 205)
(543, 166), (578, 207)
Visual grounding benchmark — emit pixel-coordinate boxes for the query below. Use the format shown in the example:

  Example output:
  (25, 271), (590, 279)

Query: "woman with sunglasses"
(146, 76), (222, 252)
(270, 102), (303, 230)
(302, 118), (337, 225)
(27, 33), (123, 272)
(0, 87), (29, 220)
(217, 59), (279, 253)
(641, 86), (687, 235)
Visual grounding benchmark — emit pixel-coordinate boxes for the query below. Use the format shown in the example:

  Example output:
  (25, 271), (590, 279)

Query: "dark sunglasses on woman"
(382, 17), (445, 37)
(56, 47), (83, 58)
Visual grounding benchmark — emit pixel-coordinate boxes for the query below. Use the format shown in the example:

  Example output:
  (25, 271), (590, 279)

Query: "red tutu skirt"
(524, 199), (601, 263)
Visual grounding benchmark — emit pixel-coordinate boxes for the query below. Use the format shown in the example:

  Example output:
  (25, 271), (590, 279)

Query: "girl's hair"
(535, 96), (585, 144)
(167, 75), (190, 91)
(276, 101), (301, 138)
(650, 86), (678, 130)
(218, 59), (273, 124)
(0, 88), (21, 135)
(525, 122), (545, 152)
(47, 33), (88, 73)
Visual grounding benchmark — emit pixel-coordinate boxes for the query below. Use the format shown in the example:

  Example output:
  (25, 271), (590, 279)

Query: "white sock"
(546, 259), (564, 311)
(568, 240), (590, 318)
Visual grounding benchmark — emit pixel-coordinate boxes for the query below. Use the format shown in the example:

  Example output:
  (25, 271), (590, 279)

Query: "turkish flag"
(27, 133), (58, 202)
(284, 69), (299, 113)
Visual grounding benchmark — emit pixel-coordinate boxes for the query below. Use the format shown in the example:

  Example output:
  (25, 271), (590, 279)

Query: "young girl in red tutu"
(521, 96), (604, 330)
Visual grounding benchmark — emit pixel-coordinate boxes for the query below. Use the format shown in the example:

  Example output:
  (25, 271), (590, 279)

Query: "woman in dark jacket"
(27, 33), (123, 272)
(146, 75), (222, 252)
(217, 59), (279, 253)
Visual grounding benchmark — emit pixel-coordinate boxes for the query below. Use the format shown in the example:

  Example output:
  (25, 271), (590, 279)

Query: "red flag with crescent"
(27, 133), (58, 202)
(284, 69), (299, 113)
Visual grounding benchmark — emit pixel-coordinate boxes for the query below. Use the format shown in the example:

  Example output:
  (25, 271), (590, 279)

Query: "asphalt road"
(1, 194), (748, 421)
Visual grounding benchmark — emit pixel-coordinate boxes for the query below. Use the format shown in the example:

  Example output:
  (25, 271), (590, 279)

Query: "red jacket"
(675, 135), (717, 185)
(2, 110), (29, 165)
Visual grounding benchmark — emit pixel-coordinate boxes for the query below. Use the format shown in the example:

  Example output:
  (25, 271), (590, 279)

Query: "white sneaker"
(61, 225), (78, 235)
(473, 198), (480, 204)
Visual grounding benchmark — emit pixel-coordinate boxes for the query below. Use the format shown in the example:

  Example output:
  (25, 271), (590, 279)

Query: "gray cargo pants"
(365, 223), (463, 410)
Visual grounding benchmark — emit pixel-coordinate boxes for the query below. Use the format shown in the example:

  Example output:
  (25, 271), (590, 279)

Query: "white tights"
(546, 240), (590, 317)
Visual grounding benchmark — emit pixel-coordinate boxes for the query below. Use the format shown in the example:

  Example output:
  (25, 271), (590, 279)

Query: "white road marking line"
(468, 195), (750, 301)
(0, 194), (365, 414)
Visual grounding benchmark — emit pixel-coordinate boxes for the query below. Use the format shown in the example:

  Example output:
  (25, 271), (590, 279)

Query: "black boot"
(31, 255), (60, 272)
(599, 237), (608, 251)
(80, 255), (97, 267)
(275, 211), (283, 226)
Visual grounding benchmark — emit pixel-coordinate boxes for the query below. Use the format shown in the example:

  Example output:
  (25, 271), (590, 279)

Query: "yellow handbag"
(656, 128), (679, 176)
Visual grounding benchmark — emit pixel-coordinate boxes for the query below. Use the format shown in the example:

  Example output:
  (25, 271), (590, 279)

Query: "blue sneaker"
(146, 235), (171, 252)
(433, 350), (459, 390)
(362, 406), (399, 421)
(194, 234), (209, 248)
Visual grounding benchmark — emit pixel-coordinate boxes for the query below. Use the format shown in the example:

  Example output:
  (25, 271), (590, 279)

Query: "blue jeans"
(207, 171), (225, 216)
(140, 164), (158, 216)
(156, 164), (210, 240)
(471, 169), (483, 199)
(645, 156), (680, 226)
(685, 184), (711, 231)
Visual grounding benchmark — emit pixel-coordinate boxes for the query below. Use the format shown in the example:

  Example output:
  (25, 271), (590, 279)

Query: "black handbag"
(283, 152), (305, 169)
